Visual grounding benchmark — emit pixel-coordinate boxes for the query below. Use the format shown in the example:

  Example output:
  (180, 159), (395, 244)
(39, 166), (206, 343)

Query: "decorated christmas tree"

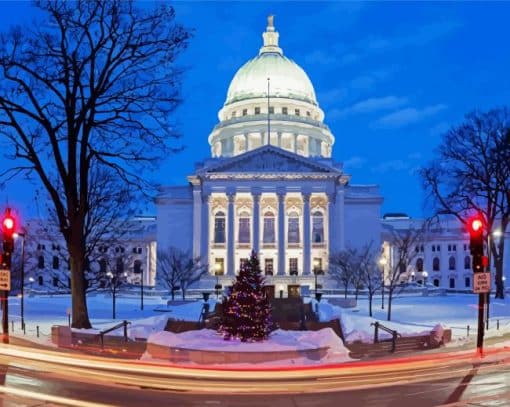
(218, 251), (273, 342)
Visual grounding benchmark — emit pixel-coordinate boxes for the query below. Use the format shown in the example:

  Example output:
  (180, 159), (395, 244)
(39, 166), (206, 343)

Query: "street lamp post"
(13, 232), (26, 330)
(214, 263), (222, 300)
(379, 257), (387, 309)
(140, 267), (144, 311)
(313, 259), (321, 301)
(486, 229), (502, 330)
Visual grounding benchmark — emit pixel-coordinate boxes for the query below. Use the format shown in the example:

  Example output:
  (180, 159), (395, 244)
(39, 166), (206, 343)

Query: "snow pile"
(147, 328), (341, 352)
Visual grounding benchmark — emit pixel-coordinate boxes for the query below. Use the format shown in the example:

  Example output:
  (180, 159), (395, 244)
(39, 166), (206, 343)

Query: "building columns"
(252, 190), (261, 254)
(192, 185), (202, 259)
(277, 190), (286, 275)
(227, 191), (236, 276)
(303, 192), (311, 275)
(200, 192), (209, 262)
(327, 192), (337, 253)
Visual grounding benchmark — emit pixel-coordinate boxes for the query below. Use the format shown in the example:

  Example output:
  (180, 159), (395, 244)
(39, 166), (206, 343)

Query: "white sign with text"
(473, 272), (491, 294)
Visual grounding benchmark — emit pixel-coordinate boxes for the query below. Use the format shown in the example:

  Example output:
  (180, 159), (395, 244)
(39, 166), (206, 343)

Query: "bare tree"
(329, 248), (360, 298)
(421, 108), (510, 299)
(0, 1), (190, 327)
(157, 247), (208, 301)
(383, 222), (427, 321)
(357, 242), (381, 317)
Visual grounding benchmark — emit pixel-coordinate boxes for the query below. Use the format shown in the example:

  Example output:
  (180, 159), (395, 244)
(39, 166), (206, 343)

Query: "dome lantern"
(260, 15), (282, 56)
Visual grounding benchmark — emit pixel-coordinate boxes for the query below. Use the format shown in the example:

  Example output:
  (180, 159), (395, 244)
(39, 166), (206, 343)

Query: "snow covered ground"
(7, 292), (510, 364)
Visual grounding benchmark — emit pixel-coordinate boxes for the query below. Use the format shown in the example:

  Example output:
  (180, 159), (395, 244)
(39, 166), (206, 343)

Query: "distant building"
(18, 216), (157, 292)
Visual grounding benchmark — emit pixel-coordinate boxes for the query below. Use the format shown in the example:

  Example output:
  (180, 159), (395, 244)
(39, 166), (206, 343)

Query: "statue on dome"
(267, 15), (274, 28)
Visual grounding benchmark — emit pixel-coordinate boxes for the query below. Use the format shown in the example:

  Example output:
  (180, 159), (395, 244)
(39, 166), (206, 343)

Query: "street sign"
(473, 272), (491, 294)
(0, 269), (10, 291)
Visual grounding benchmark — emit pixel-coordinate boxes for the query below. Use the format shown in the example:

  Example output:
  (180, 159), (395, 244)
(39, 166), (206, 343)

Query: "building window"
(99, 259), (107, 274)
(238, 211), (251, 244)
(449, 278), (455, 289)
(264, 259), (274, 276)
(433, 257), (440, 271)
(269, 106), (274, 114)
(464, 244), (468, 251)
(214, 258), (224, 275)
(437, 245), (441, 252)
(295, 109), (300, 116)
(306, 111), (311, 117)
(289, 258), (298, 275)
(465, 277), (471, 288)
(288, 211), (300, 244)
(52, 256), (59, 270)
(313, 258), (322, 273)
(242, 109), (247, 116)
(133, 260), (142, 274)
(464, 256), (471, 270)
(433, 279), (440, 287)
(453, 244), (456, 251)
(53, 277), (58, 287)
(312, 211), (324, 243)
(282, 107), (288, 115)
(240, 258), (248, 271)
(416, 258), (424, 272)
(38, 276), (43, 286)
(38, 255), (45, 269)
(432, 245), (435, 252)
(116, 257), (124, 274)
(449, 256), (456, 270)
(231, 111), (236, 118)
(263, 211), (275, 243)
(214, 211), (226, 243)
(254, 107), (260, 114)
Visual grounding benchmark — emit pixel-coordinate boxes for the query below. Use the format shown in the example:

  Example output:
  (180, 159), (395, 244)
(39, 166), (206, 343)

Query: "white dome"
(225, 53), (317, 106)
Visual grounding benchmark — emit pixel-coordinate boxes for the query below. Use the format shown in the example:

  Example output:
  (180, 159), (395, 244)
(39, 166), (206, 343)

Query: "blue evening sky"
(1, 1), (510, 220)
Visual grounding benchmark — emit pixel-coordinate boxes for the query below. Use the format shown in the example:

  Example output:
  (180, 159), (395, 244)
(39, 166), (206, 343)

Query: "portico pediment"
(198, 145), (341, 175)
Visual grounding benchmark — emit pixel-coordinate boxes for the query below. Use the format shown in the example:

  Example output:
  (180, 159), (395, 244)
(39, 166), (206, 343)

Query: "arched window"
(263, 211), (275, 243)
(238, 210), (251, 244)
(116, 257), (124, 274)
(38, 255), (45, 269)
(449, 278), (455, 288)
(52, 256), (59, 270)
(465, 277), (471, 288)
(288, 211), (300, 244)
(433, 257), (440, 271)
(464, 256), (471, 270)
(433, 279), (440, 287)
(312, 211), (324, 243)
(416, 258), (424, 272)
(214, 211), (226, 243)
(449, 256), (456, 270)
(38, 276), (43, 286)
(133, 260), (142, 274)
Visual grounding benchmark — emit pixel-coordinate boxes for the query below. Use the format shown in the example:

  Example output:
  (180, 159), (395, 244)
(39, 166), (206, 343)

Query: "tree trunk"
(494, 256), (505, 299)
(171, 287), (175, 301)
(344, 285), (348, 299)
(368, 293), (373, 317)
(387, 290), (393, 321)
(68, 241), (92, 329)
(112, 284), (116, 319)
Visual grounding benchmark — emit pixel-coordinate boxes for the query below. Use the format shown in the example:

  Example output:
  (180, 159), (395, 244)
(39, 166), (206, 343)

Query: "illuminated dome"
(209, 16), (334, 159)
(225, 55), (317, 106)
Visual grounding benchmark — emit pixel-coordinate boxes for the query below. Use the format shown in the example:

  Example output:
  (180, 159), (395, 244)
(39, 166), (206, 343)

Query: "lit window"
(264, 259), (274, 275)
(288, 211), (300, 244)
(238, 211), (251, 244)
(215, 258), (224, 275)
(263, 212), (275, 243)
(214, 211), (226, 243)
(312, 211), (324, 243)
(289, 258), (298, 275)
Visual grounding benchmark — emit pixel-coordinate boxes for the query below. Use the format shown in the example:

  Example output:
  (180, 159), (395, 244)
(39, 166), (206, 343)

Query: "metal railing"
(371, 321), (401, 352)
(99, 320), (130, 349)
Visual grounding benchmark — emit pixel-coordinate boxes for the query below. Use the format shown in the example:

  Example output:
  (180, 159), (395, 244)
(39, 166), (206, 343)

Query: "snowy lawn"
(7, 292), (510, 351)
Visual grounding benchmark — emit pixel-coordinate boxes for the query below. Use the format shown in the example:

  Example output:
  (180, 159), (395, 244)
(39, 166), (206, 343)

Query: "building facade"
(157, 17), (383, 296)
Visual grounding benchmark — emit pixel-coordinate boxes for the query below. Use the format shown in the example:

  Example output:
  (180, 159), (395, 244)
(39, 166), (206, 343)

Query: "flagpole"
(267, 77), (270, 145)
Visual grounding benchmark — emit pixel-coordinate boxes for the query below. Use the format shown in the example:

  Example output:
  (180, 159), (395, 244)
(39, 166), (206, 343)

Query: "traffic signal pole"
(1, 208), (16, 344)
(469, 215), (486, 356)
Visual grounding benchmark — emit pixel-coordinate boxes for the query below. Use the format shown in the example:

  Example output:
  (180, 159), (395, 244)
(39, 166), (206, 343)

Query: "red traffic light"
(471, 219), (483, 232)
(1, 208), (16, 236)
(468, 215), (484, 235)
